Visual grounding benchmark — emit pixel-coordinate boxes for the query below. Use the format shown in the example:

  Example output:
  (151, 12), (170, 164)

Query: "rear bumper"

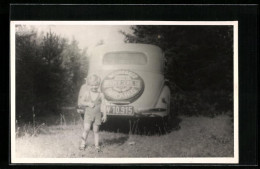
(79, 106), (168, 118)
(135, 108), (167, 117)
(106, 108), (168, 118)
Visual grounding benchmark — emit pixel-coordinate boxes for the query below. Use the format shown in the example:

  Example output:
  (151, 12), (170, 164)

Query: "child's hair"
(86, 74), (101, 86)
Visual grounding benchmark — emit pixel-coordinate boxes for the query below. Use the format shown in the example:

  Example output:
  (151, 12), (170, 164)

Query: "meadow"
(15, 114), (234, 158)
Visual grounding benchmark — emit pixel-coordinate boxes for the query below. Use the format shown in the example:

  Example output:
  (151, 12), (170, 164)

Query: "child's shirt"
(78, 84), (106, 113)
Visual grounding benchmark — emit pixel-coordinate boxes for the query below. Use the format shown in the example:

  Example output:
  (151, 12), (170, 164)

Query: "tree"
(16, 26), (41, 121)
(121, 25), (233, 115)
(16, 27), (89, 123)
(61, 38), (89, 106)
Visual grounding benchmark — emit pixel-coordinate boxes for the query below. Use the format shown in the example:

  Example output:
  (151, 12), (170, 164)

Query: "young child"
(78, 74), (107, 151)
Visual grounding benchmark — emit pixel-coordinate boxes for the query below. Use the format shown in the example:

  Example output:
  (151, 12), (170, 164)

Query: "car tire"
(80, 113), (84, 120)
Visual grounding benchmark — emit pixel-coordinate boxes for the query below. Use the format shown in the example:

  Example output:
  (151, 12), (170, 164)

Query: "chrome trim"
(136, 108), (166, 113)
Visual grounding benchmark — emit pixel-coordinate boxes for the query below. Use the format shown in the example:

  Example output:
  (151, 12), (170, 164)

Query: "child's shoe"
(95, 146), (102, 153)
(79, 137), (87, 150)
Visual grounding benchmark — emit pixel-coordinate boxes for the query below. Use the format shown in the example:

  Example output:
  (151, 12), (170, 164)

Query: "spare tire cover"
(101, 70), (144, 103)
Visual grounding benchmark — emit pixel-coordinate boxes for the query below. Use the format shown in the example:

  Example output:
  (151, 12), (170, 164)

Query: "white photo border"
(10, 21), (239, 164)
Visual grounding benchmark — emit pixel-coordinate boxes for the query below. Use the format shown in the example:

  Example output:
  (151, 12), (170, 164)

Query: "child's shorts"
(84, 105), (102, 125)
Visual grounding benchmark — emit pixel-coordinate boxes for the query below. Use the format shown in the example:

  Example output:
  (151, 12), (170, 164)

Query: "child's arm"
(78, 85), (86, 107)
(101, 93), (107, 122)
(78, 86), (94, 108)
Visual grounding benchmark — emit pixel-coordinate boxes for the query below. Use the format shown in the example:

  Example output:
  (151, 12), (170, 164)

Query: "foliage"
(15, 25), (88, 123)
(121, 26), (233, 116)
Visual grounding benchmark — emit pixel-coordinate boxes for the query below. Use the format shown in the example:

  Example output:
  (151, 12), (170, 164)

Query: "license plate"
(106, 105), (134, 116)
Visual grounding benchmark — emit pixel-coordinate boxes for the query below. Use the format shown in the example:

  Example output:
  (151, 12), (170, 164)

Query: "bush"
(171, 90), (233, 117)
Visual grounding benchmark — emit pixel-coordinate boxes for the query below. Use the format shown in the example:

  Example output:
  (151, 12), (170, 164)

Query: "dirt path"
(15, 114), (234, 158)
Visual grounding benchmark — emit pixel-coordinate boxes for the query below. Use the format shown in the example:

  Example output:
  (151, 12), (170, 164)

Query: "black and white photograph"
(10, 21), (238, 164)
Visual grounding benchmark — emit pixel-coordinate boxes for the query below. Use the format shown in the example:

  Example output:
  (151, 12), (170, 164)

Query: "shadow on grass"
(169, 116), (182, 131)
(100, 116), (182, 136)
(102, 136), (129, 146)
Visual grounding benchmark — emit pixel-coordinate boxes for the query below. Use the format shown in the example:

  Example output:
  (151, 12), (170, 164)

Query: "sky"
(35, 25), (132, 54)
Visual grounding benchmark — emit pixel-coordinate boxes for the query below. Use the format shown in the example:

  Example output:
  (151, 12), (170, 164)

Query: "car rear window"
(103, 52), (147, 65)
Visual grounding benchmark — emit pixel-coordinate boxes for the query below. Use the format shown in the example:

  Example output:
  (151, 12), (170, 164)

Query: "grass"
(15, 114), (234, 158)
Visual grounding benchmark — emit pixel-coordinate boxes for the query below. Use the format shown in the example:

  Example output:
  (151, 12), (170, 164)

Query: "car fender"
(154, 85), (171, 116)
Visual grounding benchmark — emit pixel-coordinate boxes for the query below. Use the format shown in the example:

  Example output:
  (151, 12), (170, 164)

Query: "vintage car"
(78, 43), (171, 119)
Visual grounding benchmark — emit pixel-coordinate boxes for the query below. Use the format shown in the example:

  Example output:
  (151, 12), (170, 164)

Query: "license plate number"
(106, 105), (134, 115)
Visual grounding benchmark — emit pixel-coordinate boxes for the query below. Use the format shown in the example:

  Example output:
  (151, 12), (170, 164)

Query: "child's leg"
(81, 122), (91, 145)
(93, 124), (100, 147)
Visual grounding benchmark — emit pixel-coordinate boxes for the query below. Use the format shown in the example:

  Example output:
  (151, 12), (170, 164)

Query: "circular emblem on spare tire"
(101, 70), (144, 103)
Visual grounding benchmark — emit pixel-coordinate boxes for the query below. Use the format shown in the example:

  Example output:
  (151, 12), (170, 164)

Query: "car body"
(78, 43), (171, 118)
